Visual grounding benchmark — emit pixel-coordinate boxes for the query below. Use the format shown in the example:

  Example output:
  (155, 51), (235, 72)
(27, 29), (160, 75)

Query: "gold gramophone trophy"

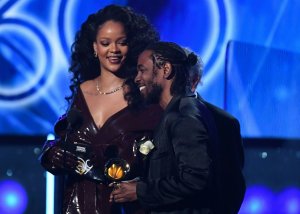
(104, 158), (130, 189)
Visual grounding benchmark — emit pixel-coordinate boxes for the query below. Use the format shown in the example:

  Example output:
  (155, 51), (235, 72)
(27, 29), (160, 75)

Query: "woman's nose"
(109, 43), (119, 53)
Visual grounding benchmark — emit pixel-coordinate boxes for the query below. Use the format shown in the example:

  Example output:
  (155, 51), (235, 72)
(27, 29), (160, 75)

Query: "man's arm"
(112, 115), (213, 209)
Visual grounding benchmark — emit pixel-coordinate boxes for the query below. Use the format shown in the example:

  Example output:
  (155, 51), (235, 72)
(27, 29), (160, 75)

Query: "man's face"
(135, 50), (163, 104)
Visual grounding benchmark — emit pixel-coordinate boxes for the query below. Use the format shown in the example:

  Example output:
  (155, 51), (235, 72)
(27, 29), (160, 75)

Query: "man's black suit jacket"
(137, 94), (220, 214)
(201, 98), (246, 214)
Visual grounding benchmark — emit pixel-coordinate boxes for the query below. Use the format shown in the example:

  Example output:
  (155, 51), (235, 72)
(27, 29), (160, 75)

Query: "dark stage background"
(0, 0), (299, 213)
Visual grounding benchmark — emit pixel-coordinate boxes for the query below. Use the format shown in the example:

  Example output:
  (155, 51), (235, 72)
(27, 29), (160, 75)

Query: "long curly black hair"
(67, 4), (159, 107)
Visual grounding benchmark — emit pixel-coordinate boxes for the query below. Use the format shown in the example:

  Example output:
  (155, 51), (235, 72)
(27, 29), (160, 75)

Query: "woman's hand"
(47, 146), (79, 171)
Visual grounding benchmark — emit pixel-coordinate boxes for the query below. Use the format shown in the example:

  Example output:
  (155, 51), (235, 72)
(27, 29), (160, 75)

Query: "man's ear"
(163, 62), (173, 80)
(191, 76), (200, 93)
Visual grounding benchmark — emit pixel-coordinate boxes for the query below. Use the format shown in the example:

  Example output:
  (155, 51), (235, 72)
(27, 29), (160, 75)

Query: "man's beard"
(144, 83), (163, 105)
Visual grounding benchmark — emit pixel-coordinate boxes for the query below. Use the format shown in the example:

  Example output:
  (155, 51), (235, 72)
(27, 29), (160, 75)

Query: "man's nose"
(135, 72), (141, 83)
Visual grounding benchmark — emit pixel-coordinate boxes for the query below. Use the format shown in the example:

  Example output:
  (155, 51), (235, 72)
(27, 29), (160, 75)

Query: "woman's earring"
(94, 51), (98, 58)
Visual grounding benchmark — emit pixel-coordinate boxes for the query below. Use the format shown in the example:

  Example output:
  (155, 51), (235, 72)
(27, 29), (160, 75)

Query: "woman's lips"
(107, 56), (122, 63)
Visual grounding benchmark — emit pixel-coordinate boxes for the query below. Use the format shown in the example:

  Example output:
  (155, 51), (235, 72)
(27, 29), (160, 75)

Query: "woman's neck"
(97, 72), (125, 90)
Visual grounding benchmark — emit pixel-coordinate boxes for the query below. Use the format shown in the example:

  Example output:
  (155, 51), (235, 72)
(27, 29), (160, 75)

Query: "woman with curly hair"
(40, 4), (162, 214)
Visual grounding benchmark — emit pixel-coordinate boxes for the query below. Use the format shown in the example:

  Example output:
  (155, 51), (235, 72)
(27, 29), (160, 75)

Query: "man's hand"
(110, 180), (138, 203)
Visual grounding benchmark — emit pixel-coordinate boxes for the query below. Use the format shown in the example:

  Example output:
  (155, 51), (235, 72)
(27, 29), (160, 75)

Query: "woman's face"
(93, 20), (128, 74)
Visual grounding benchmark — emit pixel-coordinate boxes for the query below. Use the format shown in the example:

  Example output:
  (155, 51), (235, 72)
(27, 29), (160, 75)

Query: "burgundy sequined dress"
(40, 88), (162, 214)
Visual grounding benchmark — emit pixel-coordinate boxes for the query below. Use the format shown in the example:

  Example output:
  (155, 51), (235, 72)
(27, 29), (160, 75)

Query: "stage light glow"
(46, 172), (55, 214)
(201, 0), (234, 86)
(47, 133), (55, 141)
(239, 185), (274, 213)
(275, 188), (300, 214)
(45, 133), (55, 214)
(0, 180), (28, 214)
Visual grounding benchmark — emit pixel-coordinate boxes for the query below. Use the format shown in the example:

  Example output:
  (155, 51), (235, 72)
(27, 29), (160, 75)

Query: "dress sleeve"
(39, 139), (65, 175)
(39, 114), (67, 175)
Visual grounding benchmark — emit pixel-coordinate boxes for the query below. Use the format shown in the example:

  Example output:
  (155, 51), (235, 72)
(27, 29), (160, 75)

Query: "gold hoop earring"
(94, 51), (98, 58)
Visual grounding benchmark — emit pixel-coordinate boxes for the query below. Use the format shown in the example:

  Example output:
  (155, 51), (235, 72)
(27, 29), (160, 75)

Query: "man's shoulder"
(178, 95), (203, 116)
(202, 100), (238, 123)
(163, 95), (200, 125)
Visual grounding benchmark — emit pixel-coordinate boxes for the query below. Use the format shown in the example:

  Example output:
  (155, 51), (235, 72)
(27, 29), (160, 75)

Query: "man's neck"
(159, 90), (173, 110)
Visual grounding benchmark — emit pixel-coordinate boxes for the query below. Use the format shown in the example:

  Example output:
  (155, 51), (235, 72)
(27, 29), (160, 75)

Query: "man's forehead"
(138, 50), (153, 65)
(139, 50), (152, 59)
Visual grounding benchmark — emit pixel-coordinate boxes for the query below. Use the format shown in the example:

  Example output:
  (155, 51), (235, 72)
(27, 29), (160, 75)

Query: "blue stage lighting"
(239, 185), (274, 213)
(0, 180), (28, 214)
(276, 188), (300, 214)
